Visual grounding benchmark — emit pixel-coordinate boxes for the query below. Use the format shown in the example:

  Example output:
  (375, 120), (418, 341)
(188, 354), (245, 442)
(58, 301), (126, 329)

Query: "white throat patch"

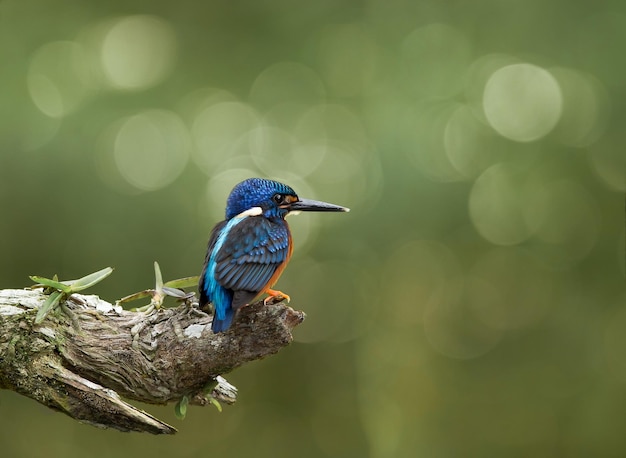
(236, 206), (263, 218)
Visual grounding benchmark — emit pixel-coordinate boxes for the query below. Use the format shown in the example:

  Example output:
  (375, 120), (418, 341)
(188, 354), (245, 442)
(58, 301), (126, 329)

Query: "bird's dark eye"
(272, 193), (284, 204)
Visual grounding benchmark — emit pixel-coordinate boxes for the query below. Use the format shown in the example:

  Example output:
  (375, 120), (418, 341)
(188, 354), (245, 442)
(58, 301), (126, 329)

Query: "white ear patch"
(236, 206), (263, 218)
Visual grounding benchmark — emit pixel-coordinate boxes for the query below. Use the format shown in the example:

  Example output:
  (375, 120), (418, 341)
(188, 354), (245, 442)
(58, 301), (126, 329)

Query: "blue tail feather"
(211, 306), (235, 333)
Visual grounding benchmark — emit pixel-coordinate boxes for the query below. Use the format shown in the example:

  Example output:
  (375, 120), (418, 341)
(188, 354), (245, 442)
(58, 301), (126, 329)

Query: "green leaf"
(29, 276), (72, 293)
(202, 379), (222, 412)
(162, 286), (194, 299)
(208, 397), (222, 413)
(164, 276), (200, 289)
(30, 267), (113, 324)
(65, 267), (114, 293)
(116, 290), (155, 305)
(34, 291), (63, 324)
(154, 262), (163, 291)
(174, 395), (189, 420)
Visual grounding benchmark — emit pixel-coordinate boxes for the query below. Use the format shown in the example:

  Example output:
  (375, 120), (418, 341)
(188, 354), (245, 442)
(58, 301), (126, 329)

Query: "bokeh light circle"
(112, 109), (190, 191)
(246, 125), (297, 176)
(469, 163), (531, 245)
(406, 100), (466, 182)
(483, 63), (562, 142)
(177, 87), (239, 124)
(100, 15), (177, 90)
(191, 102), (260, 175)
(294, 103), (369, 149)
(465, 53), (520, 122)
(550, 67), (609, 147)
(444, 104), (501, 179)
(27, 41), (95, 118)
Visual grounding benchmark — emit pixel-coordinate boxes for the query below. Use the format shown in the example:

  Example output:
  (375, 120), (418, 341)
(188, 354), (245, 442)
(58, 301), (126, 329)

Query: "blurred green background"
(0, 0), (625, 456)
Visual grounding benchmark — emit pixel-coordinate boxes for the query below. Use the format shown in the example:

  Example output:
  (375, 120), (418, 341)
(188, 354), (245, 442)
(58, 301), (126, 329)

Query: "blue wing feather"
(215, 217), (289, 294)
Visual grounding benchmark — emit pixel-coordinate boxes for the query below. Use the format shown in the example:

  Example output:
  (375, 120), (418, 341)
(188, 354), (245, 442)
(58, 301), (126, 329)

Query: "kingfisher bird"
(199, 178), (349, 333)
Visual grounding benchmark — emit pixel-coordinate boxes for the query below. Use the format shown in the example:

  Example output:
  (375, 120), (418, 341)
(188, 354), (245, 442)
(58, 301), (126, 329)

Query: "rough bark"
(0, 289), (304, 434)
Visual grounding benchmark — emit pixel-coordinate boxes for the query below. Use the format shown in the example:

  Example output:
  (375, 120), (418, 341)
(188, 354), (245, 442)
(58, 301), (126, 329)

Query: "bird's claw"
(263, 289), (291, 305)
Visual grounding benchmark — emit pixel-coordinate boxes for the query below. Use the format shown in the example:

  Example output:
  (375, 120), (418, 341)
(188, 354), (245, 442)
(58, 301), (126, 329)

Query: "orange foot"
(263, 288), (291, 305)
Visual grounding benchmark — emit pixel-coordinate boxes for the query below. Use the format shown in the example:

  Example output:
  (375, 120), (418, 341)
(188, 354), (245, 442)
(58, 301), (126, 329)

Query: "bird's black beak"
(289, 198), (350, 213)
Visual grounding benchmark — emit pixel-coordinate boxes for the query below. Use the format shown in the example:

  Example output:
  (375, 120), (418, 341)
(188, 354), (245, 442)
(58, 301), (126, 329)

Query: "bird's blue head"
(225, 178), (349, 220)
(226, 178), (296, 220)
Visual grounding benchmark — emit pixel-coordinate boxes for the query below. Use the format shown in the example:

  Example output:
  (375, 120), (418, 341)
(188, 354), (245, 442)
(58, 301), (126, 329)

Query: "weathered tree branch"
(0, 289), (304, 434)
